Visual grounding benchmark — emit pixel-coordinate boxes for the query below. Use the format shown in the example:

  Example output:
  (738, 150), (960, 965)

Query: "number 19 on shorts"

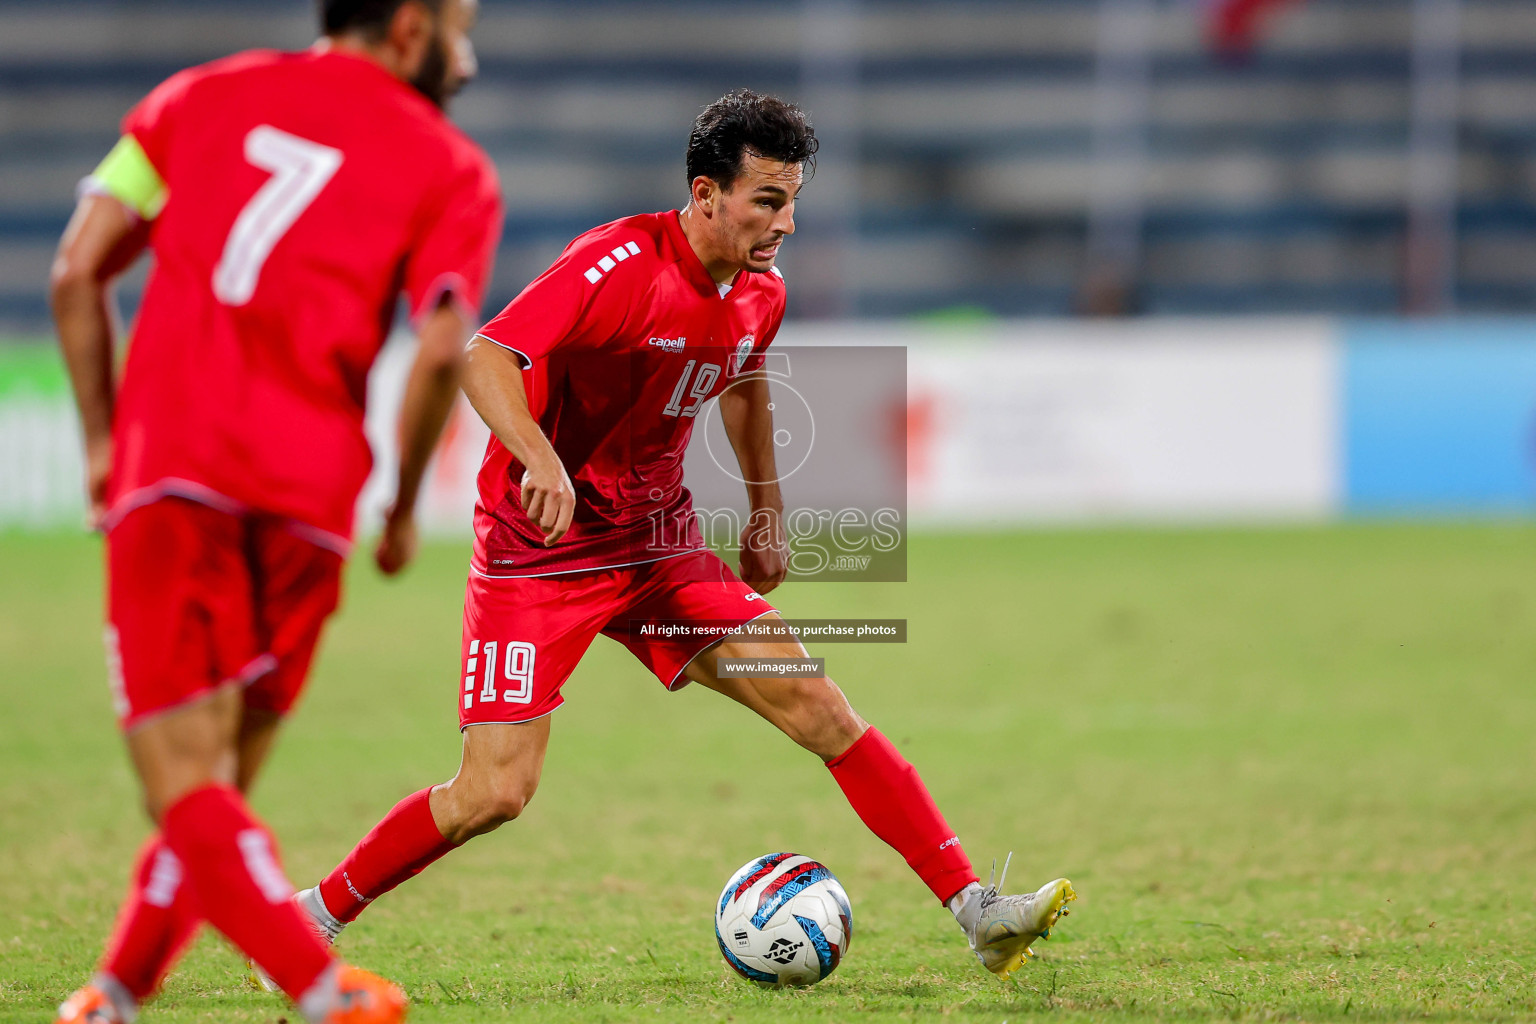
(464, 639), (536, 709)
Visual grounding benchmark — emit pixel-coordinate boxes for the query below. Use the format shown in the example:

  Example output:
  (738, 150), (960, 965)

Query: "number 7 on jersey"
(212, 125), (343, 306)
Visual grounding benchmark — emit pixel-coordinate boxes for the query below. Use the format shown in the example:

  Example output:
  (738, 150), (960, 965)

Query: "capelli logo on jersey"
(648, 336), (687, 353)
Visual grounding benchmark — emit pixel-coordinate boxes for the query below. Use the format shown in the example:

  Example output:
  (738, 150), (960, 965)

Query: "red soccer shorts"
(106, 497), (344, 730)
(459, 549), (775, 727)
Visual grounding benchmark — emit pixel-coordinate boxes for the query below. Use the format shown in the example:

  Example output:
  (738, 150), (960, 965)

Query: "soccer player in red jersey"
(48, 1), (500, 1021)
(283, 91), (1076, 981)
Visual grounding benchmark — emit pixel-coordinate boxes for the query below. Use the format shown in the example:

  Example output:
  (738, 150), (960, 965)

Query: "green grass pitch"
(2, 525), (1534, 1022)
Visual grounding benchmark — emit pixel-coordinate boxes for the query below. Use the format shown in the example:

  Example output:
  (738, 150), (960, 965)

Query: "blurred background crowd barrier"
(1, 0), (1533, 529)
(7, 320), (1534, 530)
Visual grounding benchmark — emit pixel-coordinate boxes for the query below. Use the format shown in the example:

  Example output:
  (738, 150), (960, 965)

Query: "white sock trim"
(300, 886), (344, 939)
(296, 962), (340, 1024)
(948, 881), (986, 940)
(89, 973), (138, 1024)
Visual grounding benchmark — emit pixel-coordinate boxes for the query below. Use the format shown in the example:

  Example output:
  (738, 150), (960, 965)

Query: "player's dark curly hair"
(686, 90), (818, 190)
(320, 0), (441, 39)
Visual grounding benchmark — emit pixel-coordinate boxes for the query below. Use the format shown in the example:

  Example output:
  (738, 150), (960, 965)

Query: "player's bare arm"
(376, 301), (475, 575)
(718, 371), (788, 593)
(461, 334), (574, 544)
(49, 194), (149, 525)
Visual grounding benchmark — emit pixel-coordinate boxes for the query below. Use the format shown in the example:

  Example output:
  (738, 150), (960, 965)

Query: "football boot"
(321, 965), (406, 1024)
(54, 983), (130, 1024)
(957, 854), (1077, 978)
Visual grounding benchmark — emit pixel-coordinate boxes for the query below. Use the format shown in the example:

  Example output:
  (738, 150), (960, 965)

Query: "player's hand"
(520, 454), (575, 546)
(739, 507), (787, 594)
(84, 434), (112, 530)
(375, 503), (418, 576)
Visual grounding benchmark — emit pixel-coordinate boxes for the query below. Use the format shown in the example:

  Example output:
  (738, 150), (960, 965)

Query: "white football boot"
(951, 854), (1077, 978)
(250, 887), (346, 993)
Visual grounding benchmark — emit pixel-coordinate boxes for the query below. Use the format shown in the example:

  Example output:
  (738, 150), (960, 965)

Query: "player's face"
(412, 0), (478, 109)
(716, 154), (801, 274)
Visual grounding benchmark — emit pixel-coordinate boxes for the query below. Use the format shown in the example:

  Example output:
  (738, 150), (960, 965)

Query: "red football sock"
(318, 787), (458, 924)
(159, 785), (333, 999)
(99, 835), (203, 1001)
(826, 727), (979, 903)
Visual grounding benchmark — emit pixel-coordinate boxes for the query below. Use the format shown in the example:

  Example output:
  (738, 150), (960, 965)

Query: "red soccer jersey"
(106, 47), (502, 549)
(473, 210), (785, 576)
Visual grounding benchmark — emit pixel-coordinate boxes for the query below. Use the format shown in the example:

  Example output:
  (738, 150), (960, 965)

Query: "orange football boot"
(324, 965), (407, 1024)
(54, 985), (126, 1024)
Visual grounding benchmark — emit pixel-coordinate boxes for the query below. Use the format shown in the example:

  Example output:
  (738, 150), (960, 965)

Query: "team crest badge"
(730, 333), (756, 376)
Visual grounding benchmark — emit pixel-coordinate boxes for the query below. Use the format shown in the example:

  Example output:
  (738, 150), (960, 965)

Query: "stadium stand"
(1, 0), (1534, 329)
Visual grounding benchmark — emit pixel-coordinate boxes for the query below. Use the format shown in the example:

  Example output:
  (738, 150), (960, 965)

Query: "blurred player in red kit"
(48, 1), (500, 1021)
(268, 90), (1077, 983)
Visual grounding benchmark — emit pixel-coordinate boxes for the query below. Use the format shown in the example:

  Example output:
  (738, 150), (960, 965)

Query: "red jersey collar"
(663, 210), (745, 299)
(308, 43), (444, 119)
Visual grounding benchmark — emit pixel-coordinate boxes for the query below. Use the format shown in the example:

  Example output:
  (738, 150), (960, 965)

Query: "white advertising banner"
(1, 319), (1343, 533)
(0, 390), (83, 528)
(785, 320), (1340, 523)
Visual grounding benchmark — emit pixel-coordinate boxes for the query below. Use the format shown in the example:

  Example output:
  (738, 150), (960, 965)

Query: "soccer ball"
(714, 852), (853, 988)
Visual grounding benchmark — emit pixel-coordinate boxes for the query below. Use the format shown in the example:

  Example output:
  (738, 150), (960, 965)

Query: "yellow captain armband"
(87, 136), (168, 220)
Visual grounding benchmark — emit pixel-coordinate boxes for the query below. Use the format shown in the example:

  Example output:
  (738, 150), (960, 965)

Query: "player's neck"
(316, 35), (413, 85)
(677, 204), (741, 286)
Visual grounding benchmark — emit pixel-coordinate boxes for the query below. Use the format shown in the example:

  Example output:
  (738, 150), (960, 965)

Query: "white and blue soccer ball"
(714, 852), (853, 988)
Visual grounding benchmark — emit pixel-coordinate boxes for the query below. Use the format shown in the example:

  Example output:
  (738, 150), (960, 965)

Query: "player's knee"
(139, 757), (240, 824)
(484, 787), (531, 826)
(142, 786), (181, 824)
(778, 678), (866, 758)
(442, 803), (508, 843)
(455, 777), (538, 840)
(142, 777), (214, 825)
